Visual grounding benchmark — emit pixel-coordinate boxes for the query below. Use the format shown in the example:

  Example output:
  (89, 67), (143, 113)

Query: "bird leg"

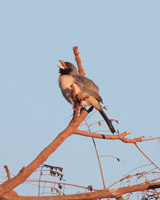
(87, 106), (94, 113)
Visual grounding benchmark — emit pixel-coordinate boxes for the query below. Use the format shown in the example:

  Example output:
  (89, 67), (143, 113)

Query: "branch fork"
(0, 46), (159, 200)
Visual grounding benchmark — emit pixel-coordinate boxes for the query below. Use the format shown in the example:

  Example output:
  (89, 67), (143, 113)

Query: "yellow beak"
(57, 60), (67, 70)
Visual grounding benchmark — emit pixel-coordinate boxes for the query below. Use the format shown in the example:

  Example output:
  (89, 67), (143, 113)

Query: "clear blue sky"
(0, 0), (160, 198)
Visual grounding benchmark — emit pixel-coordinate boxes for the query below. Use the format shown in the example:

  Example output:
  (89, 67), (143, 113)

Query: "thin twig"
(99, 155), (124, 163)
(142, 137), (160, 141)
(124, 163), (152, 177)
(26, 179), (98, 191)
(38, 166), (43, 196)
(135, 143), (160, 171)
(4, 165), (11, 180)
(74, 129), (160, 145)
(84, 119), (106, 189)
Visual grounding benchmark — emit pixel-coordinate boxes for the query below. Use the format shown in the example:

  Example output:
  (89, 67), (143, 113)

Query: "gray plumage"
(72, 75), (103, 103)
(58, 61), (116, 133)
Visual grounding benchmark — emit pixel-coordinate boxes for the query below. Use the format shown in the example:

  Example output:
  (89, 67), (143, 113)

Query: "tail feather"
(99, 109), (116, 134)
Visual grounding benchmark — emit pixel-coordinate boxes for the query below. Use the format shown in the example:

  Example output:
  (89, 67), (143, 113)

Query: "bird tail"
(99, 109), (116, 134)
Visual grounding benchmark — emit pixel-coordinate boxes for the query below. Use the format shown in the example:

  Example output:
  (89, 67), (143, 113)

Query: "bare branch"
(73, 46), (85, 76)
(74, 130), (144, 143)
(2, 181), (160, 200)
(4, 165), (11, 180)
(1, 46), (159, 200)
(135, 143), (160, 170)
(0, 109), (89, 198)
(84, 119), (106, 189)
(74, 129), (160, 145)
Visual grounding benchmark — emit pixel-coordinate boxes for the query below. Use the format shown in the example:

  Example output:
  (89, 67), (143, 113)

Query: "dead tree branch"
(73, 46), (85, 76)
(0, 46), (159, 200)
(74, 130), (144, 143)
(135, 143), (160, 170)
(0, 108), (89, 198)
(74, 129), (160, 144)
(3, 166), (11, 180)
(1, 181), (160, 200)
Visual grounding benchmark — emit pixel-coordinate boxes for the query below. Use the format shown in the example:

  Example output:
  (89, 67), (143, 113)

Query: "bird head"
(57, 60), (78, 75)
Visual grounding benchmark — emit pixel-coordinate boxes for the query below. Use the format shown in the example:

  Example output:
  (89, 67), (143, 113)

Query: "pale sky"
(0, 0), (160, 198)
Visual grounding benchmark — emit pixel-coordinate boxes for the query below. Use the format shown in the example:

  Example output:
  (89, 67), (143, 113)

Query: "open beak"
(57, 60), (67, 70)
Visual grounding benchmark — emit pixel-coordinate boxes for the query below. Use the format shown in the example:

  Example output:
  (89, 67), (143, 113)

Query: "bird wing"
(73, 75), (103, 103)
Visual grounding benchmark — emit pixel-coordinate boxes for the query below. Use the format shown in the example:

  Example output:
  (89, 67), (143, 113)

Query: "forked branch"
(0, 46), (159, 200)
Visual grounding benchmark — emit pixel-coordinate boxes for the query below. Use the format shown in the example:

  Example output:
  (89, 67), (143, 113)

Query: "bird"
(57, 60), (116, 134)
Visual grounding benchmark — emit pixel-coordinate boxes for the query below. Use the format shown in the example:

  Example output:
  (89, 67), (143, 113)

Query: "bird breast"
(59, 75), (101, 110)
(59, 75), (81, 105)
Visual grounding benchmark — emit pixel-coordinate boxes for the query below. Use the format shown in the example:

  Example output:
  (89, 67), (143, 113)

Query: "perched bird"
(57, 60), (116, 134)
